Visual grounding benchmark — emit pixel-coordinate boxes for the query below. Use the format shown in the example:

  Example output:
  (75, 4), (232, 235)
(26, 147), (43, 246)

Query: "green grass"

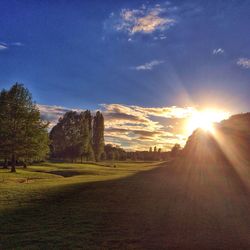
(0, 161), (160, 249)
(0, 161), (158, 211)
(1, 160), (249, 249)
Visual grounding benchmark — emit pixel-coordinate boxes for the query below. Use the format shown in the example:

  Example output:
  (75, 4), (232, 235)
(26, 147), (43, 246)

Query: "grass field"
(1, 160), (250, 249)
(0, 161), (160, 249)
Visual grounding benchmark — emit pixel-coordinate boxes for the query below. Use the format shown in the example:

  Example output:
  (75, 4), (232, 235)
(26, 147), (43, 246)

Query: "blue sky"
(1, 0), (250, 149)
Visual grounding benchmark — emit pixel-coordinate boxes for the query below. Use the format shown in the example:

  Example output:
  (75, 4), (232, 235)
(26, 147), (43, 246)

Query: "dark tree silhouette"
(50, 110), (105, 162)
(93, 111), (105, 161)
(171, 143), (181, 158)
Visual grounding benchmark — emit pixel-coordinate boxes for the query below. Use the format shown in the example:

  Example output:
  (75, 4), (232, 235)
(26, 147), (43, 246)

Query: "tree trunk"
(3, 158), (8, 169)
(23, 162), (27, 168)
(81, 155), (83, 164)
(11, 154), (16, 173)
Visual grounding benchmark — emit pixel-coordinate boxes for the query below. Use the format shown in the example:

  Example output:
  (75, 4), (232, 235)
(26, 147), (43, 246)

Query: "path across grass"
(1, 160), (250, 249)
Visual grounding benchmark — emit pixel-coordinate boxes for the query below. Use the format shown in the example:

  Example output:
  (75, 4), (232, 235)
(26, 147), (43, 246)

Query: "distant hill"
(183, 113), (250, 165)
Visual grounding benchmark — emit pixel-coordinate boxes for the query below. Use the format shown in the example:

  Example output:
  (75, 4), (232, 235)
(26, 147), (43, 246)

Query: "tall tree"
(50, 111), (81, 162)
(0, 83), (49, 172)
(171, 143), (181, 158)
(93, 111), (105, 161)
(79, 111), (94, 162)
(0, 89), (9, 166)
(50, 110), (96, 162)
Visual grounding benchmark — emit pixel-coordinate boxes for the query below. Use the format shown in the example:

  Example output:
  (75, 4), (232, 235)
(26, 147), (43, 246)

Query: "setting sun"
(186, 109), (230, 134)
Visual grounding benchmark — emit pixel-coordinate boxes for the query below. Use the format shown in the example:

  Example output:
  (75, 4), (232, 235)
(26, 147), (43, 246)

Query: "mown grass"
(0, 161), (158, 211)
(0, 161), (160, 249)
(1, 160), (249, 249)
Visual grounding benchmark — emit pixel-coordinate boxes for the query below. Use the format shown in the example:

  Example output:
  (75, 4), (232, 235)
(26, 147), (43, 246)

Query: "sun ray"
(186, 109), (230, 135)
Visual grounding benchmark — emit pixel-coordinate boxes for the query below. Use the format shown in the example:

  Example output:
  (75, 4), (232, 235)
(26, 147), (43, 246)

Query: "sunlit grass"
(0, 161), (158, 212)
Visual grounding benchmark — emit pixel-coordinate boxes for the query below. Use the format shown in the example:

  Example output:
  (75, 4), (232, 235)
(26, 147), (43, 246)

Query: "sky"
(0, 0), (250, 150)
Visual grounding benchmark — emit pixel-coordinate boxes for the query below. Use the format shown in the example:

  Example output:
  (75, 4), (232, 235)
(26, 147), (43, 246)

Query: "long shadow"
(1, 161), (250, 249)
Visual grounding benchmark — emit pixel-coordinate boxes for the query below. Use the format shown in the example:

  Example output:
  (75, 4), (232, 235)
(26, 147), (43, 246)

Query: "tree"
(50, 110), (100, 162)
(0, 89), (10, 167)
(0, 83), (49, 172)
(50, 111), (83, 162)
(93, 111), (105, 161)
(80, 111), (94, 162)
(171, 143), (181, 158)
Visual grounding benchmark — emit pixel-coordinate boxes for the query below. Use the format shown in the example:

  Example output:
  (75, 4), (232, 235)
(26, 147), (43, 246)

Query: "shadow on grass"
(35, 170), (95, 177)
(1, 161), (250, 249)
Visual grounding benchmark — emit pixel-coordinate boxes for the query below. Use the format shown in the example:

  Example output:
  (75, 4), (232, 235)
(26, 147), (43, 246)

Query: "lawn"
(0, 161), (160, 249)
(1, 160), (250, 249)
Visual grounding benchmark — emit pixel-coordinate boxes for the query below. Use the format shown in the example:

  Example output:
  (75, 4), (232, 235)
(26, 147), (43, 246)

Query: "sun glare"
(187, 109), (230, 135)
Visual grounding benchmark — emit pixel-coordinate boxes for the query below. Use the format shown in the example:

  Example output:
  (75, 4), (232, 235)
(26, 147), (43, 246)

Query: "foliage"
(93, 111), (105, 161)
(0, 83), (49, 172)
(126, 146), (170, 161)
(104, 144), (127, 161)
(171, 143), (181, 157)
(50, 110), (104, 162)
(183, 113), (250, 164)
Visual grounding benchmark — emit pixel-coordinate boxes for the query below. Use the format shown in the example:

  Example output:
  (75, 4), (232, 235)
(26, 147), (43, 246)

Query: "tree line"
(50, 110), (105, 162)
(0, 83), (180, 172)
(0, 83), (105, 171)
(103, 144), (181, 161)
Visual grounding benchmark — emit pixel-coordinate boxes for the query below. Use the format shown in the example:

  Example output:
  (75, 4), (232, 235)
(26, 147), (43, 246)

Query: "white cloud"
(0, 44), (8, 50)
(38, 103), (196, 151)
(112, 4), (176, 36)
(132, 60), (164, 71)
(11, 42), (24, 46)
(237, 58), (250, 69)
(101, 103), (195, 150)
(38, 104), (85, 128)
(0, 41), (24, 51)
(213, 48), (224, 55)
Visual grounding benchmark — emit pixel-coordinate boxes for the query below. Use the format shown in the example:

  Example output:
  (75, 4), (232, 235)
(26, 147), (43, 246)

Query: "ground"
(0, 160), (250, 249)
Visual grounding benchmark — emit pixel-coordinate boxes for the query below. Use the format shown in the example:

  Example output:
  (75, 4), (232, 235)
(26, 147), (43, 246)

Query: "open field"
(1, 160), (250, 249)
(0, 161), (159, 249)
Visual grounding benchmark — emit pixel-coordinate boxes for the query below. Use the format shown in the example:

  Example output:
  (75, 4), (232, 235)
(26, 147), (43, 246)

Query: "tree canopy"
(50, 110), (104, 162)
(0, 83), (49, 172)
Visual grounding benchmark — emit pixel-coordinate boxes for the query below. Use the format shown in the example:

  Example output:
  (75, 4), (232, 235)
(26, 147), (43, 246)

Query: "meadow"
(0, 161), (160, 249)
(1, 160), (250, 249)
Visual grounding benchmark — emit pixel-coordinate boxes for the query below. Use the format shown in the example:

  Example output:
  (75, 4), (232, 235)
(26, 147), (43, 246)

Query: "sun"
(186, 109), (230, 135)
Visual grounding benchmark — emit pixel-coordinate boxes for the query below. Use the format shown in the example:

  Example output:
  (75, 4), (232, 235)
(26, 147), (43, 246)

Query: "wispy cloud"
(0, 44), (8, 50)
(132, 60), (164, 71)
(107, 3), (176, 37)
(237, 58), (250, 69)
(0, 41), (24, 51)
(11, 42), (24, 46)
(213, 48), (224, 55)
(38, 104), (85, 128)
(38, 103), (195, 151)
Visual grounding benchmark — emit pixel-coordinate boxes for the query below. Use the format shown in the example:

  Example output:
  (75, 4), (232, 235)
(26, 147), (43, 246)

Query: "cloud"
(101, 103), (195, 150)
(0, 44), (8, 50)
(213, 48), (224, 55)
(38, 103), (197, 151)
(237, 58), (250, 69)
(0, 41), (24, 51)
(109, 3), (176, 36)
(38, 104), (85, 128)
(132, 60), (164, 71)
(104, 112), (147, 122)
(11, 42), (24, 46)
